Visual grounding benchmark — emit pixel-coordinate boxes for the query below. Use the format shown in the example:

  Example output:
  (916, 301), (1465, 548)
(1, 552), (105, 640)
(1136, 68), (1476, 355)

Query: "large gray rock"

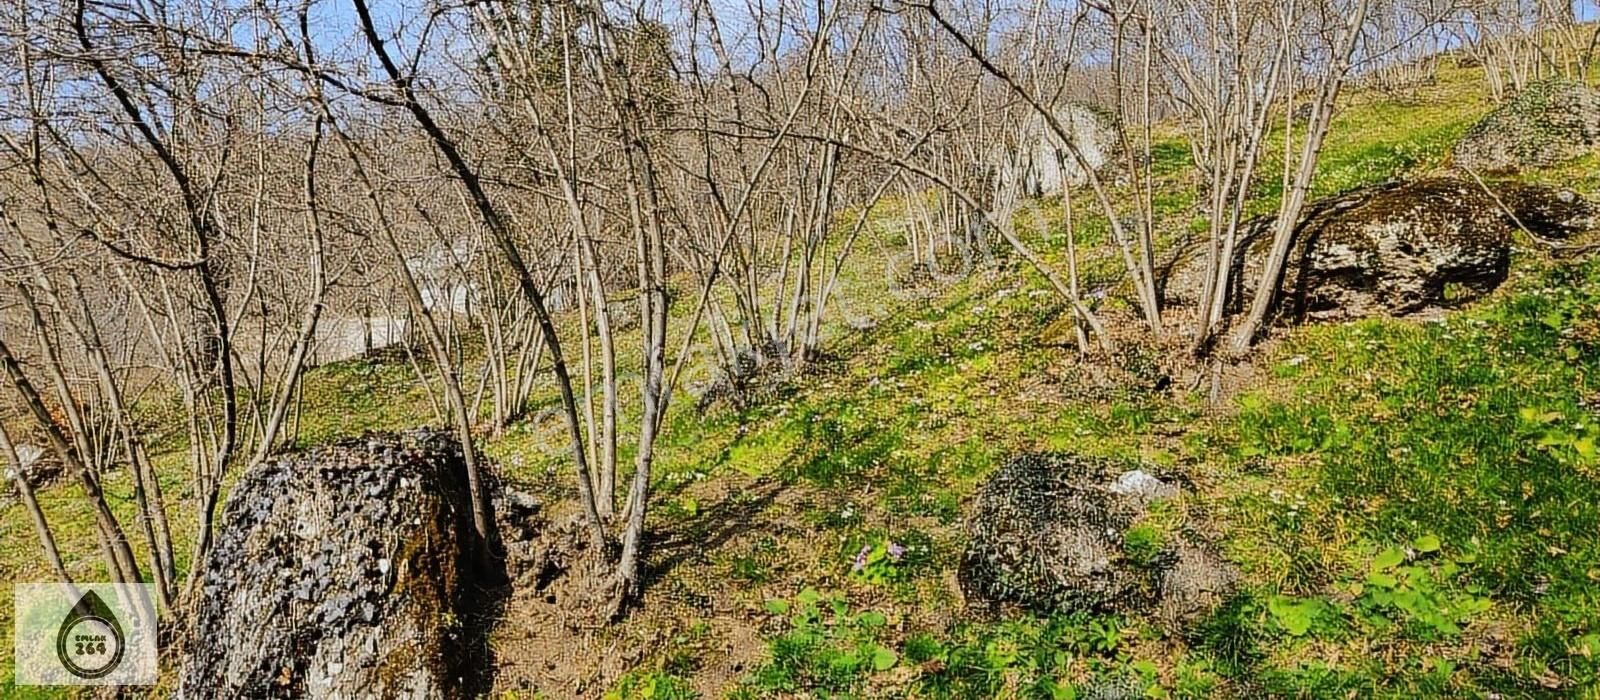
(993, 103), (1123, 198)
(959, 453), (1236, 626)
(179, 429), (500, 699)
(1452, 79), (1600, 174)
(1232, 177), (1595, 322)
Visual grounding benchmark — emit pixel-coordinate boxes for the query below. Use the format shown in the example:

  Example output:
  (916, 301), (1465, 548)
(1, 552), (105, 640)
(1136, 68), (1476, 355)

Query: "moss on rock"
(959, 453), (1236, 627)
(1227, 177), (1595, 323)
(1452, 79), (1600, 173)
(178, 429), (502, 699)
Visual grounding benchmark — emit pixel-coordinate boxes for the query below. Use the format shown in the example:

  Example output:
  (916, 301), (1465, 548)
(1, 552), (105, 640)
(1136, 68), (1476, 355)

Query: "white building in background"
(304, 237), (480, 367)
(407, 237), (478, 315)
(311, 316), (410, 366)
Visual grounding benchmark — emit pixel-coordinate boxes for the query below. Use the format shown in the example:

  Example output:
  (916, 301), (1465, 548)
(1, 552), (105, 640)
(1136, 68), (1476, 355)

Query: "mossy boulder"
(959, 453), (1236, 626)
(1452, 79), (1600, 173)
(179, 429), (501, 699)
(1232, 177), (1595, 322)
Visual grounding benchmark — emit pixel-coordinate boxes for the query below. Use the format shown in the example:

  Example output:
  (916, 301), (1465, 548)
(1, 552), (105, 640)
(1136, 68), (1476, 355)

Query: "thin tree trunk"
(325, 112), (500, 557)
(251, 116), (327, 467)
(355, 0), (603, 548)
(0, 420), (72, 584)
(0, 337), (142, 590)
(1228, 0), (1371, 354)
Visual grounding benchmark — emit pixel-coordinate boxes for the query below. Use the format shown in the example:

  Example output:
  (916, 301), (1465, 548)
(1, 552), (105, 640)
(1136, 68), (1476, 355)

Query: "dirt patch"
(1032, 302), (1282, 409)
(489, 475), (822, 698)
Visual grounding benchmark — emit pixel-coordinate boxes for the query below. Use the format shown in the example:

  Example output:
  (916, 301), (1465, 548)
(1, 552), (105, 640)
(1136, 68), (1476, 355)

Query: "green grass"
(678, 64), (1600, 698)
(7, 52), (1600, 699)
(716, 247), (1600, 700)
(1201, 258), (1600, 696)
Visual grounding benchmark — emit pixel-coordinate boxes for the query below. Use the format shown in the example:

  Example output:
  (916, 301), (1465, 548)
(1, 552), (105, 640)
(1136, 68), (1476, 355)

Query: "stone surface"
(179, 429), (500, 699)
(3, 442), (61, 490)
(692, 339), (795, 412)
(1109, 469), (1178, 502)
(1081, 675), (1148, 700)
(959, 453), (1236, 626)
(993, 103), (1123, 198)
(1452, 79), (1600, 173)
(1225, 177), (1596, 322)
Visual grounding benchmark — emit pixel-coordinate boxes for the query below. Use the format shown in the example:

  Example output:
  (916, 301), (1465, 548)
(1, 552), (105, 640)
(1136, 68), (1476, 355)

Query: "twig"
(1460, 165), (1590, 255)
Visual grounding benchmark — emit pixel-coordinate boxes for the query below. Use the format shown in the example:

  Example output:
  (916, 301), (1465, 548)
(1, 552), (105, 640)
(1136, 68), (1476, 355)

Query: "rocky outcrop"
(959, 453), (1237, 627)
(993, 103), (1123, 198)
(1, 442), (61, 493)
(180, 429), (502, 700)
(1232, 177), (1595, 322)
(1452, 79), (1600, 173)
(692, 339), (796, 413)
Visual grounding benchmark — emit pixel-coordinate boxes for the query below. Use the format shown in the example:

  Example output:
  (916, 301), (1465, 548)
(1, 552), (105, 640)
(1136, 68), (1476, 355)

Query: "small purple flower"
(887, 542), (906, 562)
(852, 544), (872, 572)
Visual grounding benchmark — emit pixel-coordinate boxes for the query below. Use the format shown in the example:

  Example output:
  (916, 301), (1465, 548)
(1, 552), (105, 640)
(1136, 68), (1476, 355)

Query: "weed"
(605, 670), (699, 700)
(742, 589), (899, 697)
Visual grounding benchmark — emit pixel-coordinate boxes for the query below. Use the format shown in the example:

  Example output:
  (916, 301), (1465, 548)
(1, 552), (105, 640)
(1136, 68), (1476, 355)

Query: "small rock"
(504, 489), (540, 516)
(1109, 469), (1178, 502)
(1452, 79), (1600, 173)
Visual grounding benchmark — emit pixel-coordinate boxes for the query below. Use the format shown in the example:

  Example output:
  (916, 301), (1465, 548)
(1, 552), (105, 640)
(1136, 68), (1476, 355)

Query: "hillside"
(5, 58), (1600, 699)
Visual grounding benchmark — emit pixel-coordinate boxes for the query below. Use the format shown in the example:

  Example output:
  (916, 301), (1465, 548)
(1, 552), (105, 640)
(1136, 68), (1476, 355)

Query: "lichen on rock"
(1452, 79), (1600, 173)
(1219, 177), (1596, 323)
(959, 453), (1237, 627)
(179, 429), (503, 699)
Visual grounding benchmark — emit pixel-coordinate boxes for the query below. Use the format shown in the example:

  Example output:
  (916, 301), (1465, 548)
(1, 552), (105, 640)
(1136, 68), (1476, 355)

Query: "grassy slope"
(599, 64), (1600, 699)
(3, 61), (1599, 698)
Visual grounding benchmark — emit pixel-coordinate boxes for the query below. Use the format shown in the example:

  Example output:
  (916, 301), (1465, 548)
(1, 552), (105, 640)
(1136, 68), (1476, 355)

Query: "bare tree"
(1227, 0), (1374, 353)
